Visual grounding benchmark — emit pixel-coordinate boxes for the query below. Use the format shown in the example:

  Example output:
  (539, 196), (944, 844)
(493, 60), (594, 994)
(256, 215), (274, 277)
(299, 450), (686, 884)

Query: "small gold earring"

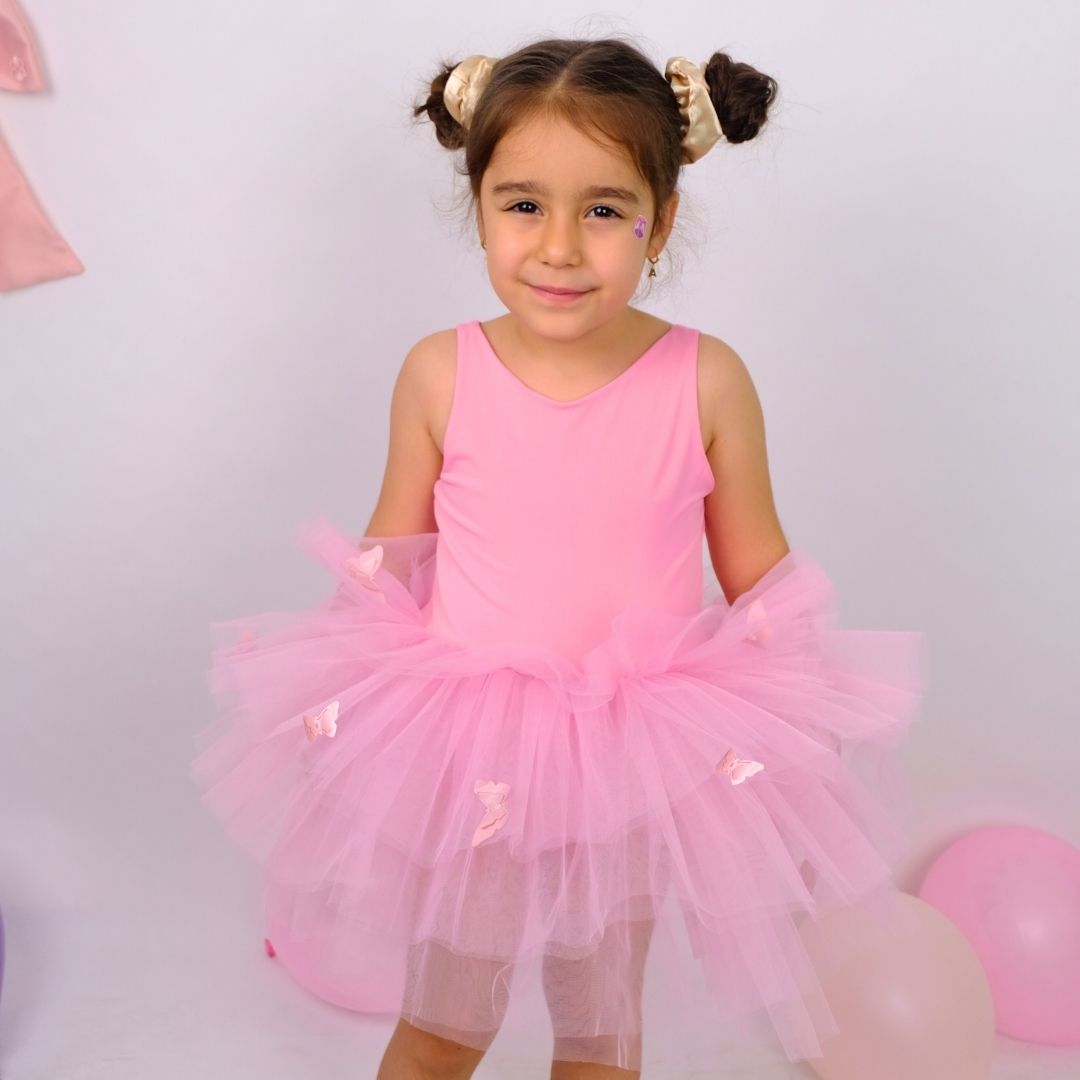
(647, 253), (660, 278)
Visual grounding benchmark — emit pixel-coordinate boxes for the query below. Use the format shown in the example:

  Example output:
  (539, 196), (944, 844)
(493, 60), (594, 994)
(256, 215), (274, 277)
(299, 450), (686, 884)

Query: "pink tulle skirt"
(191, 516), (927, 1073)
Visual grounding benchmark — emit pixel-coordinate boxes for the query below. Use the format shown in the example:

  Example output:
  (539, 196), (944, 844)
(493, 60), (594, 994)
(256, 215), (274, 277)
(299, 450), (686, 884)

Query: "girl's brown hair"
(411, 36), (778, 290)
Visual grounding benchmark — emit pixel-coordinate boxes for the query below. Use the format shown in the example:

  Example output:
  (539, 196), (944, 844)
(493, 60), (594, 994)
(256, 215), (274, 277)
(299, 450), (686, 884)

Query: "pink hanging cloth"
(0, 0), (83, 292)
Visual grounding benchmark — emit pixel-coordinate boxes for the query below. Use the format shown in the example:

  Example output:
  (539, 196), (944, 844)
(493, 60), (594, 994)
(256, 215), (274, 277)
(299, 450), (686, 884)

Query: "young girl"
(192, 36), (926, 1079)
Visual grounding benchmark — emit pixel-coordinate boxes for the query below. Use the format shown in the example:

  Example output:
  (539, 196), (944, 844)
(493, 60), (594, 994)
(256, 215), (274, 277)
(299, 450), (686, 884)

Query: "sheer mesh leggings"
(543, 916), (656, 1070)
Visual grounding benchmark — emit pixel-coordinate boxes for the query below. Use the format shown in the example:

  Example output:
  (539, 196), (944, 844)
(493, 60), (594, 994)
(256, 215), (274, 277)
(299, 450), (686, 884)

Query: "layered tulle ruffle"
(191, 516), (926, 1071)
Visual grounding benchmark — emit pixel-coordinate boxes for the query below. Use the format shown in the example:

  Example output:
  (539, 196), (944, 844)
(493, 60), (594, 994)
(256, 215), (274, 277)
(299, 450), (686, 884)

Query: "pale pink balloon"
(919, 825), (1080, 1046)
(799, 890), (994, 1080)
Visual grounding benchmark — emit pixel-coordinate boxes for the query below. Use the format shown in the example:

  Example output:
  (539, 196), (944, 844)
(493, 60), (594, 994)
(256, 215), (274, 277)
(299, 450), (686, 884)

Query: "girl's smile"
(528, 283), (593, 304)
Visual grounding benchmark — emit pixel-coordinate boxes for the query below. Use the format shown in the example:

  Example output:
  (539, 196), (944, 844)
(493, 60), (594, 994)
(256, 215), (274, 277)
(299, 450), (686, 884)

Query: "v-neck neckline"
(473, 320), (677, 407)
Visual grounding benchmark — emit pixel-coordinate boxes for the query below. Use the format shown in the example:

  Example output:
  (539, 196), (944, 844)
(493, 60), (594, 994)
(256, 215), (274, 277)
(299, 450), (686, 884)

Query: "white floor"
(4, 920), (1080, 1078)
(3, 844), (1080, 1080)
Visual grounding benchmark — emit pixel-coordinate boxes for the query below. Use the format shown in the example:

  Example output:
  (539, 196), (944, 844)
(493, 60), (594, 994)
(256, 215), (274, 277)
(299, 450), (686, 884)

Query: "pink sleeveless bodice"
(425, 319), (716, 663)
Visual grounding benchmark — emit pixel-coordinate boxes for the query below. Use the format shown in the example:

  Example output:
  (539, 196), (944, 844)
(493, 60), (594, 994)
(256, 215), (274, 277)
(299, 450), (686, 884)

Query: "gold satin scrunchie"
(442, 52), (726, 164)
(442, 54), (499, 131)
(664, 56), (725, 163)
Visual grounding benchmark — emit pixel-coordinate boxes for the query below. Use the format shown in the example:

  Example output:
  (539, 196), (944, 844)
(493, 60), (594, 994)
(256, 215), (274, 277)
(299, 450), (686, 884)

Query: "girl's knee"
(401, 940), (516, 1053)
(551, 1036), (643, 1078)
(379, 1017), (490, 1080)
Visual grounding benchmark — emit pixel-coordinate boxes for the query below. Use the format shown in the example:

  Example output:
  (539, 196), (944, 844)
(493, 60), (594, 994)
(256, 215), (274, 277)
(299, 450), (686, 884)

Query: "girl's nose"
(538, 216), (582, 264)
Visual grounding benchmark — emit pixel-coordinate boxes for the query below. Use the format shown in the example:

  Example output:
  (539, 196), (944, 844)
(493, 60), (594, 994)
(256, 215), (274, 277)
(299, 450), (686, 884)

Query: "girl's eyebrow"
(490, 180), (641, 205)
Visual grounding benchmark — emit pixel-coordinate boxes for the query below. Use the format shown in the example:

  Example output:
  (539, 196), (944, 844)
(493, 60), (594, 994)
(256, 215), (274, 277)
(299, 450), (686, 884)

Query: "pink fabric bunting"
(0, 0), (83, 292)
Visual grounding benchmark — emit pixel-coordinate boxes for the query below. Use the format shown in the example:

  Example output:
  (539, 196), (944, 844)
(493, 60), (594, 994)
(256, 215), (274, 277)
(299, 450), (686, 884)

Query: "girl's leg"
(542, 916), (655, 1079)
(550, 1061), (641, 1079)
(378, 938), (516, 1079)
(376, 1016), (487, 1080)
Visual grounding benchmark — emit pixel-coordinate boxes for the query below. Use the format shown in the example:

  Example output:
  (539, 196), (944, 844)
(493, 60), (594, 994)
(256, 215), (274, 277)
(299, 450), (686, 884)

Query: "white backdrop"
(2, 2), (1078, 1077)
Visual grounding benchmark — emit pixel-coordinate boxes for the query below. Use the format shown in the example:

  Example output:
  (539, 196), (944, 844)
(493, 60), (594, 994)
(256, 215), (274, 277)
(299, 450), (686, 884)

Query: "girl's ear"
(655, 193), (680, 247)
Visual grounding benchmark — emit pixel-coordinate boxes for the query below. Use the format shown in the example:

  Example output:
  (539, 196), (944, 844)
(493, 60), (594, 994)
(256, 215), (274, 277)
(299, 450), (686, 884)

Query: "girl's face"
(476, 114), (678, 341)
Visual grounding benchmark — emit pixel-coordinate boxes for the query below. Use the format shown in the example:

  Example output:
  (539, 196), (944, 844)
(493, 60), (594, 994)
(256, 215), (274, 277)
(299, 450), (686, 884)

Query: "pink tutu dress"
(191, 320), (927, 1073)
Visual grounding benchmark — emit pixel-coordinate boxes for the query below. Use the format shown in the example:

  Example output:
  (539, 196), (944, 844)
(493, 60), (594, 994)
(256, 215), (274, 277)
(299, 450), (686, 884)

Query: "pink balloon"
(799, 890), (994, 1080)
(262, 878), (404, 1013)
(919, 825), (1080, 1046)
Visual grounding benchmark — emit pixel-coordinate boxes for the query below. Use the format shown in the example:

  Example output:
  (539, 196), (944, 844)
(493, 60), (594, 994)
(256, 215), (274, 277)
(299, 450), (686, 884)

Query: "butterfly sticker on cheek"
(633, 215), (648, 238)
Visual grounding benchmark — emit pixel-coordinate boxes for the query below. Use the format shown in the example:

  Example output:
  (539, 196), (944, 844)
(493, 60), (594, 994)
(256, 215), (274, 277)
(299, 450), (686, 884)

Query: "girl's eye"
(506, 201), (623, 220)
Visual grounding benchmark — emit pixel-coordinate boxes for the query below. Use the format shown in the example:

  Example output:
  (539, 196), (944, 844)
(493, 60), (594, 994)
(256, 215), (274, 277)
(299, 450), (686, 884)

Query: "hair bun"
(442, 54), (499, 130)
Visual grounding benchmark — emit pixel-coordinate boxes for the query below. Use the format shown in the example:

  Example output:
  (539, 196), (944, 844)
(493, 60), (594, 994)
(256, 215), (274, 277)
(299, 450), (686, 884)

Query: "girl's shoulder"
(397, 326), (460, 459)
(695, 329), (748, 398)
(693, 329), (760, 457)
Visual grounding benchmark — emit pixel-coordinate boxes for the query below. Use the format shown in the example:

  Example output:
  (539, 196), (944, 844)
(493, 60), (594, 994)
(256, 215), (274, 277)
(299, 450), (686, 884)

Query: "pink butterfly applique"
(471, 779), (510, 846)
(344, 545), (383, 588)
(303, 699), (339, 742)
(716, 747), (765, 785)
(263, 937), (277, 958)
(744, 597), (772, 645)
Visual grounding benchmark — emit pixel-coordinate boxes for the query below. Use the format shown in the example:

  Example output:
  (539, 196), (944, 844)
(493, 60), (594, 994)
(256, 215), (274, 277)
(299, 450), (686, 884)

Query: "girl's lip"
(529, 284), (591, 298)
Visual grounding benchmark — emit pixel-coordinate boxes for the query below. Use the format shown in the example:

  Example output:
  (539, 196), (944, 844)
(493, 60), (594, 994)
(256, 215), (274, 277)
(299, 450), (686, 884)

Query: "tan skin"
(371, 158), (789, 1079)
